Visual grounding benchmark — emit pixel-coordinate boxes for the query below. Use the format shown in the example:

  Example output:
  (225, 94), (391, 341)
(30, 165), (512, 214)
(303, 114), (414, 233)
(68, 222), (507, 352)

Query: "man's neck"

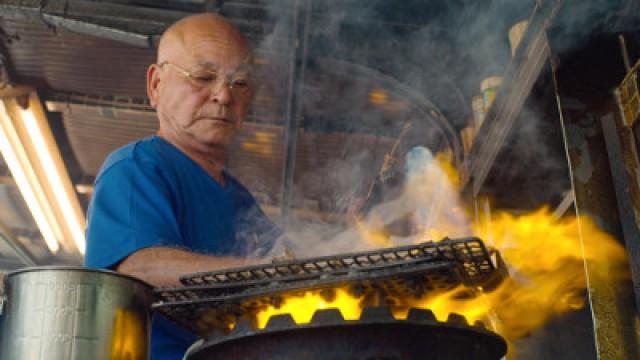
(158, 132), (228, 185)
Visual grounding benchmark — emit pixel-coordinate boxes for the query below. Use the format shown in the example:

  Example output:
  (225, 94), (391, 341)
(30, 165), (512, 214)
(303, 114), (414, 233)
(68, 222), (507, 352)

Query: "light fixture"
(0, 87), (85, 255)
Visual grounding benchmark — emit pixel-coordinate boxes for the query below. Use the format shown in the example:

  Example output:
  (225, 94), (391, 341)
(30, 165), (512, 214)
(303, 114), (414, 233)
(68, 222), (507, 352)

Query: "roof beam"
(0, 0), (189, 47)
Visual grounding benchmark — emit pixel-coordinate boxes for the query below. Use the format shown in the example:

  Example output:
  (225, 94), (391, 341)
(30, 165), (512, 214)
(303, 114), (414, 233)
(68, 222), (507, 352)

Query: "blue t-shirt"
(84, 135), (280, 360)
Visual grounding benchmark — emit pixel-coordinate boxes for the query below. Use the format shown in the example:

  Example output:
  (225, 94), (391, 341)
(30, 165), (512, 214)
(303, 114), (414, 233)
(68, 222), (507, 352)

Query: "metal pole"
(618, 34), (632, 72)
(279, 0), (311, 227)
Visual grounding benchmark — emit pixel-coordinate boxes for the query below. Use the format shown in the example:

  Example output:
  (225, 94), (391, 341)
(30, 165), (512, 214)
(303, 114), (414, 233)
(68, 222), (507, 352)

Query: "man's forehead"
(194, 56), (254, 70)
(183, 31), (251, 62)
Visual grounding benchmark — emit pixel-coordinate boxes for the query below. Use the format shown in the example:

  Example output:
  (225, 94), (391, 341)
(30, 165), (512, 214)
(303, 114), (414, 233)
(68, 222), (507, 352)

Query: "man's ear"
(147, 64), (161, 108)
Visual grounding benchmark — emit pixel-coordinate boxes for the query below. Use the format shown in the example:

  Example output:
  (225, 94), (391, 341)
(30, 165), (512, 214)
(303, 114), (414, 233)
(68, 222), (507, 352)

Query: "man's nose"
(209, 81), (232, 104)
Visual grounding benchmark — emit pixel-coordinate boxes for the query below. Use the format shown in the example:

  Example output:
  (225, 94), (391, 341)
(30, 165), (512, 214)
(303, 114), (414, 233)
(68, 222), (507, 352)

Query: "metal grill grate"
(180, 237), (494, 286)
(152, 237), (505, 336)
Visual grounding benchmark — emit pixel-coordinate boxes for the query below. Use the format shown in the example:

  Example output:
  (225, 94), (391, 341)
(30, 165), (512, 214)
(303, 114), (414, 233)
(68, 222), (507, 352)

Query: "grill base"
(185, 308), (507, 360)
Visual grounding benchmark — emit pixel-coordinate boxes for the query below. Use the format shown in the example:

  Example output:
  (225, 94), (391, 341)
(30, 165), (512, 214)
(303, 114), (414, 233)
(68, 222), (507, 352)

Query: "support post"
(279, 0), (311, 227)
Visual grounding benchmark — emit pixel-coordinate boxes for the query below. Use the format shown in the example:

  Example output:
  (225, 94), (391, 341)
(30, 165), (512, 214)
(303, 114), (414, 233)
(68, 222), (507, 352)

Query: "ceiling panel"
(1, 18), (155, 98)
(56, 105), (158, 175)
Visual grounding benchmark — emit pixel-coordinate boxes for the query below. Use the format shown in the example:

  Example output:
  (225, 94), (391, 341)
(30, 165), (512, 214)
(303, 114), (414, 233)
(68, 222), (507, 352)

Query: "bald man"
(85, 14), (281, 359)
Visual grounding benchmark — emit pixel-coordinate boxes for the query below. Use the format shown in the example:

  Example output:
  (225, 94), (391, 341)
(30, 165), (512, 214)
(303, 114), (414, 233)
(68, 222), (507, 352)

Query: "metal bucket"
(0, 266), (153, 360)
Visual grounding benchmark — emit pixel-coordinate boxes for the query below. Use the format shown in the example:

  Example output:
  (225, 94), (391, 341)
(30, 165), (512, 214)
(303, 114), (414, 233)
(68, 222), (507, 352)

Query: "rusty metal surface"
(615, 114), (640, 219)
(559, 95), (640, 360)
(601, 113), (640, 309)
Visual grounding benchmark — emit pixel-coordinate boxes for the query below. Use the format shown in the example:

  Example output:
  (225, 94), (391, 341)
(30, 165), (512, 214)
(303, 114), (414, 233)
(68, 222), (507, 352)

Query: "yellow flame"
(109, 309), (148, 359)
(433, 152), (461, 190)
(384, 207), (626, 340)
(468, 207), (627, 339)
(255, 287), (363, 329)
(253, 156), (628, 354)
(353, 208), (626, 343)
(256, 211), (627, 344)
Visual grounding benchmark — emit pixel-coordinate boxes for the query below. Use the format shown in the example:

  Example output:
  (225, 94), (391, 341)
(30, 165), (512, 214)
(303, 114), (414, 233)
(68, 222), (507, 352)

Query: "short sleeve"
(84, 157), (183, 269)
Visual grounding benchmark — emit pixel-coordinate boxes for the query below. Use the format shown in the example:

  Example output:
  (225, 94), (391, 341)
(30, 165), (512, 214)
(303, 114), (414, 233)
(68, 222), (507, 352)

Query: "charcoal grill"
(184, 306), (508, 360)
(152, 237), (506, 337)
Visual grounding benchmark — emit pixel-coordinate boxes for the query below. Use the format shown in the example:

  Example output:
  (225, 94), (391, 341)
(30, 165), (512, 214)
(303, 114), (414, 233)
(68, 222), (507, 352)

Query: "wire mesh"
(152, 238), (504, 336)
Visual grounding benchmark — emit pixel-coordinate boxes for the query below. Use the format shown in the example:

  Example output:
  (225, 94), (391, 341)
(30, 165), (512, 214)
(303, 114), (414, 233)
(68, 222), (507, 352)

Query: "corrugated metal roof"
(1, 18), (154, 97)
(59, 105), (158, 175)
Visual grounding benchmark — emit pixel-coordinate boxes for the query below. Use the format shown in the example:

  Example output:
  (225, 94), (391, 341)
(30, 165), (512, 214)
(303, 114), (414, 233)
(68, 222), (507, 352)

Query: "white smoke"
(245, 0), (622, 258)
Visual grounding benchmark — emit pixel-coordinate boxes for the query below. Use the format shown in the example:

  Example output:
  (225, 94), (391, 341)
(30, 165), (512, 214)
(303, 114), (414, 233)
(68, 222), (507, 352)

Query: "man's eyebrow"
(197, 60), (219, 69)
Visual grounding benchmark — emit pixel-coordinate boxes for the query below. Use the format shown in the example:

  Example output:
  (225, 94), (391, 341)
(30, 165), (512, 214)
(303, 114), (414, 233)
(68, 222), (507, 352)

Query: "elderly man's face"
(149, 25), (253, 149)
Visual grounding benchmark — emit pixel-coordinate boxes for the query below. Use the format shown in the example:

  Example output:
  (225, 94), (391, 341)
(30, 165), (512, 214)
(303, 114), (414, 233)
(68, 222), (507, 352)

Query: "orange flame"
(381, 207), (627, 342)
(254, 287), (364, 329)
(253, 154), (628, 353)
(467, 207), (627, 339)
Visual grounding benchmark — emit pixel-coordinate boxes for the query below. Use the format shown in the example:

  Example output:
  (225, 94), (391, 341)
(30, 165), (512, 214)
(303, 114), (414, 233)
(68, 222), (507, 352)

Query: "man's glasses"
(159, 61), (252, 97)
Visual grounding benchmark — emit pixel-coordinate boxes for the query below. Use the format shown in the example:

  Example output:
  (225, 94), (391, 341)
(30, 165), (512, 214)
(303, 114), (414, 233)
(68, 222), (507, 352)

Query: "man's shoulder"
(226, 173), (252, 195)
(97, 136), (163, 180)
(225, 173), (260, 206)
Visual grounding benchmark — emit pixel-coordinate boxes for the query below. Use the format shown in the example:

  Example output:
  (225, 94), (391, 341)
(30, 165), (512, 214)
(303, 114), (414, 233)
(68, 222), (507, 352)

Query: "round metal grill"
(185, 306), (508, 360)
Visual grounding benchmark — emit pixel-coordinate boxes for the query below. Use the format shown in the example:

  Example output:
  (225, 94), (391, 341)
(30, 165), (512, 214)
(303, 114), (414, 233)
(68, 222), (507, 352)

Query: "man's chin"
(194, 131), (235, 148)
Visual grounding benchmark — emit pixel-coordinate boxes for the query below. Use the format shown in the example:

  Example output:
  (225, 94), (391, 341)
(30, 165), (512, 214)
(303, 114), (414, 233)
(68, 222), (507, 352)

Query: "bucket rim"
(5, 266), (153, 289)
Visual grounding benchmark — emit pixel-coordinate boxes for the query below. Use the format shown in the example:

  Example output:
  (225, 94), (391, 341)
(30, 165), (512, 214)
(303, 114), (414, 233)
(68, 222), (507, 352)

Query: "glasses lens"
(230, 78), (251, 97)
(190, 71), (217, 85)
(171, 63), (252, 96)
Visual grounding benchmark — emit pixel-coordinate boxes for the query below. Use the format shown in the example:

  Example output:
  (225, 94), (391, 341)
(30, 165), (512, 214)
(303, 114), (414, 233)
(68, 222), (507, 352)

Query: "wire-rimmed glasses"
(159, 61), (252, 98)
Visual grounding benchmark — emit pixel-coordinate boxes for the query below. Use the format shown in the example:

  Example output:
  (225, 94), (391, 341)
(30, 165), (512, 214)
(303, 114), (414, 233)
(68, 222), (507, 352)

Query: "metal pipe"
(552, 189), (574, 219)
(42, 14), (156, 48)
(279, 0), (312, 227)
(618, 34), (632, 72)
